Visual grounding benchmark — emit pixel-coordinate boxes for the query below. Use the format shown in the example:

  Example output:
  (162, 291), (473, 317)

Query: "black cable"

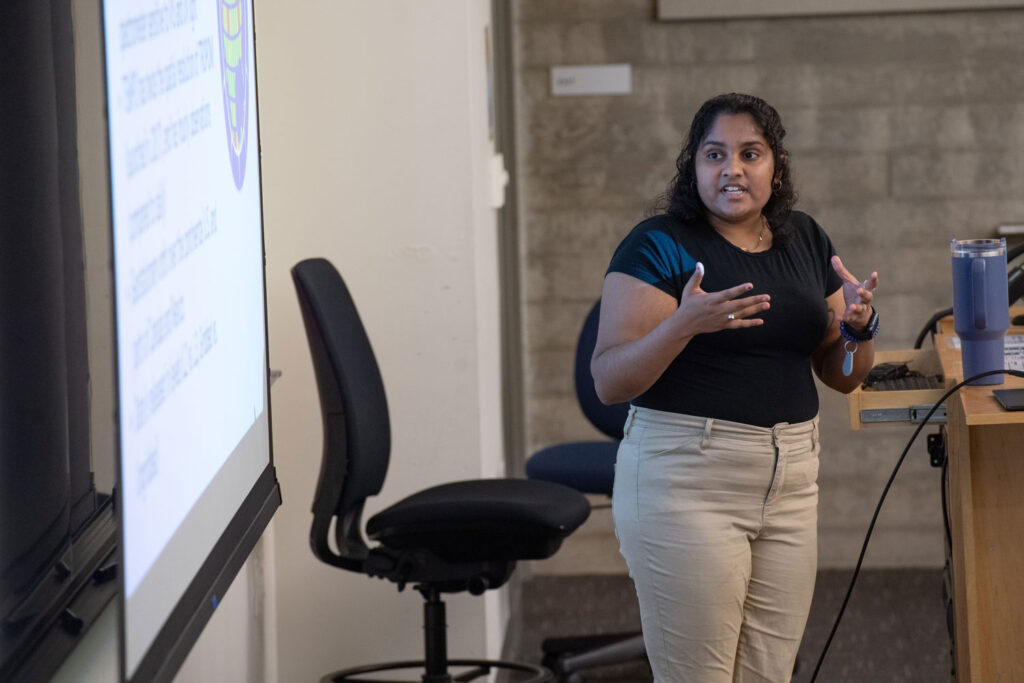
(809, 368), (1024, 682)
(1010, 240), (1024, 262)
(913, 307), (953, 350)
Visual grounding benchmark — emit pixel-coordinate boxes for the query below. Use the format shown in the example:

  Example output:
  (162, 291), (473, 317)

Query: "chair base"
(542, 633), (802, 682)
(320, 658), (552, 683)
(541, 632), (647, 681)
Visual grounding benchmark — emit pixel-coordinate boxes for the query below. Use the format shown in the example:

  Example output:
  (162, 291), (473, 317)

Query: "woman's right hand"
(591, 266), (770, 405)
(672, 262), (770, 335)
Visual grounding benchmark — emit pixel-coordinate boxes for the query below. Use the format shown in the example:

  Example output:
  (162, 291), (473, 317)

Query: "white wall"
(254, 1), (506, 681)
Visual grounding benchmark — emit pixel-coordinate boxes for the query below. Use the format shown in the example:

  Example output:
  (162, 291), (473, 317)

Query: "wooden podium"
(937, 321), (1024, 682)
(850, 307), (1024, 681)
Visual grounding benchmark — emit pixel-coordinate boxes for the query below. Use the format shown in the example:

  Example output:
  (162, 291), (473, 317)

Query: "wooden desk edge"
(933, 332), (1024, 426)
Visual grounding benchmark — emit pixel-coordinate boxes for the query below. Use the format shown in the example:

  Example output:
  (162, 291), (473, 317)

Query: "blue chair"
(525, 301), (626, 496)
(525, 300), (646, 681)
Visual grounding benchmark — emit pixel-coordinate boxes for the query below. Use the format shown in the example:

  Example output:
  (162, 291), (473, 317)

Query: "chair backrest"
(292, 259), (390, 559)
(575, 300), (629, 440)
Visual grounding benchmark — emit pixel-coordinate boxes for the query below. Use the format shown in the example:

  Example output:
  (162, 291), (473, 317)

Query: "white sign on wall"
(550, 64), (632, 97)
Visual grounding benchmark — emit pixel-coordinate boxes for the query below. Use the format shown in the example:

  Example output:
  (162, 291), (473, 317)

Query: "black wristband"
(840, 309), (879, 342)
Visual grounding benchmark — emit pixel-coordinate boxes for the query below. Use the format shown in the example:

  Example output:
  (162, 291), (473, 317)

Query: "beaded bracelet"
(839, 318), (879, 343)
(839, 311), (879, 376)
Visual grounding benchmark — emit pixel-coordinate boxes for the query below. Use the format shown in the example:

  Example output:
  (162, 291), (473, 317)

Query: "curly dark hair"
(654, 93), (797, 244)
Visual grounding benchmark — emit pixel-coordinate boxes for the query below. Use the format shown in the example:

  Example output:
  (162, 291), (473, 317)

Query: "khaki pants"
(613, 406), (820, 683)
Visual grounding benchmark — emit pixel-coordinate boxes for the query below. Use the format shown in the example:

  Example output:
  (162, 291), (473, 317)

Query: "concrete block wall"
(512, 1), (1024, 568)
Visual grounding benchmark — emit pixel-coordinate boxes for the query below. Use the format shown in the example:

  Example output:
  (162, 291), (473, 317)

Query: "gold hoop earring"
(772, 178), (782, 192)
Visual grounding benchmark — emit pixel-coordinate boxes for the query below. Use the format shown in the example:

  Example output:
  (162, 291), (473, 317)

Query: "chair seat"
(526, 441), (618, 496)
(366, 479), (590, 563)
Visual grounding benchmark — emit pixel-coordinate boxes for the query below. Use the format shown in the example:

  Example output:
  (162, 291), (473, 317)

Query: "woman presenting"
(593, 93), (879, 682)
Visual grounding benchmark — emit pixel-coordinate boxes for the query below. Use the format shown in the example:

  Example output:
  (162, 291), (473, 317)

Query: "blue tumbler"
(951, 238), (1009, 385)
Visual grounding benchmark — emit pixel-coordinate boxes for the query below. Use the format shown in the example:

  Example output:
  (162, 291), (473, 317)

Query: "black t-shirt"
(607, 211), (844, 427)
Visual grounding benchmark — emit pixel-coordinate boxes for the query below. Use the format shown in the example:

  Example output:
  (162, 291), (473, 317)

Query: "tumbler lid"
(951, 238), (1006, 258)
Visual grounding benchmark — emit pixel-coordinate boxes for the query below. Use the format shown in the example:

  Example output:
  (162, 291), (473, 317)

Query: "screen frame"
(123, 468), (280, 682)
(97, 1), (280, 680)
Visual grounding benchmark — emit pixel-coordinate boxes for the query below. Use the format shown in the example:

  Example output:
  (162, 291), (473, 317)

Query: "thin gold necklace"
(741, 216), (768, 252)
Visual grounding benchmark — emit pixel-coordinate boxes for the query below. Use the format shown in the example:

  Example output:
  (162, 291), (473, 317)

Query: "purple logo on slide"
(218, 0), (249, 189)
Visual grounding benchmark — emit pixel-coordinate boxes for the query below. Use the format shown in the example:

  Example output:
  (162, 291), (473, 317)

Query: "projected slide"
(104, 0), (265, 599)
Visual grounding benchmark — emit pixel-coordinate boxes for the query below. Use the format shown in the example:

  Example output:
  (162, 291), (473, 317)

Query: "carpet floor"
(512, 568), (951, 682)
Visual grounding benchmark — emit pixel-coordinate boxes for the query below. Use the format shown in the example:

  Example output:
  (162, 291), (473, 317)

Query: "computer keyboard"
(869, 375), (945, 392)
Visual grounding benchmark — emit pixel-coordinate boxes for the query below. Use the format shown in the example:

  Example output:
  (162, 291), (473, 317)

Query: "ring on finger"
(727, 313), (735, 321)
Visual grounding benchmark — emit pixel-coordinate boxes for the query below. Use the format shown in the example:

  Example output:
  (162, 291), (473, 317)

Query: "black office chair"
(524, 300), (647, 681)
(292, 258), (591, 683)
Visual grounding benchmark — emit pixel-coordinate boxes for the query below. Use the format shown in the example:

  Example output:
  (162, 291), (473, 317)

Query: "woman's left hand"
(831, 255), (878, 330)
